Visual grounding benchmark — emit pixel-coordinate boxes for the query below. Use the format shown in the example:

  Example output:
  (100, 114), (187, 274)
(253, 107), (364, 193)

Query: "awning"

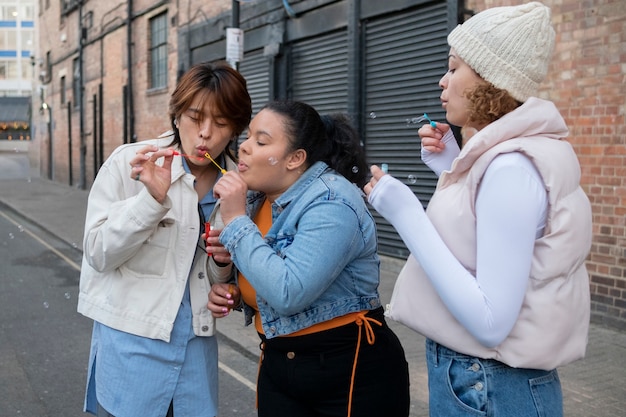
(0, 97), (31, 123)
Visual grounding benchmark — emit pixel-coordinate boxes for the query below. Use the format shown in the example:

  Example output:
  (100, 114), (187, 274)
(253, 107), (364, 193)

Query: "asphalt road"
(0, 208), (259, 417)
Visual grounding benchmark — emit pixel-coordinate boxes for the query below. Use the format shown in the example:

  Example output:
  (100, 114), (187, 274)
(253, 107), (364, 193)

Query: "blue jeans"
(425, 339), (563, 417)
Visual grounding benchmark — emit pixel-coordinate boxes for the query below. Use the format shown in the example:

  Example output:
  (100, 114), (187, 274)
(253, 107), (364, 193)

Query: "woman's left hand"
(203, 227), (232, 264)
(208, 283), (240, 317)
(363, 164), (387, 198)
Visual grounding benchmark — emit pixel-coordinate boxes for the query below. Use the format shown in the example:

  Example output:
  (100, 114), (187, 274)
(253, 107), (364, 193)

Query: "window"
(20, 58), (30, 78)
(21, 4), (35, 20)
(21, 29), (33, 51)
(0, 29), (17, 50)
(148, 12), (167, 89)
(72, 57), (79, 108)
(6, 60), (17, 78)
(60, 75), (66, 104)
(0, 5), (18, 20)
(45, 50), (51, 83)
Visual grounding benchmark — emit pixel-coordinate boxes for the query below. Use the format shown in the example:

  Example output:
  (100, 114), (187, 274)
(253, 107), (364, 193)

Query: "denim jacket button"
(473, 382), (484, 391)
(470, 363), (480, 372)
(287, 351), (295, 359)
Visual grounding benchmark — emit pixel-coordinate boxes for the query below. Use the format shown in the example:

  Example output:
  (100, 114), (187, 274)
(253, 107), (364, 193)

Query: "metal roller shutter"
(364, 2), (449, 258)
(238, 49), (271, 117)
(290, 30), (349, 114)
(235, 49), (271, 151)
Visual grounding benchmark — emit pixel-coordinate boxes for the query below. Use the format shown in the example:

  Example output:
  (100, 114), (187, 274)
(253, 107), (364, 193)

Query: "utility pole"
(228, 0), (242, 70)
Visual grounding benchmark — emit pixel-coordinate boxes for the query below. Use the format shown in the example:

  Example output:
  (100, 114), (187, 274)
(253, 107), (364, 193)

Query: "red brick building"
(34, 0), (626, 330)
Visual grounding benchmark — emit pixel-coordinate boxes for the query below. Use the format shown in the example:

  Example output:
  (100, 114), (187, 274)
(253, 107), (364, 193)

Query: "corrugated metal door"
(364, 2), (449, 258)
(235, 49), (271, 152)
(239, 49), (270, 117)
(290, 30), (349, 113)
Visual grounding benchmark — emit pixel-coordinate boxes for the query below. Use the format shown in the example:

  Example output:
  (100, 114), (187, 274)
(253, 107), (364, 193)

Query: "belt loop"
(427, 339), (440, 367)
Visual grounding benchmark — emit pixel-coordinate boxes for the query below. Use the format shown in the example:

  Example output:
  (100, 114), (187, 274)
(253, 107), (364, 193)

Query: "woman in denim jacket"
(209, 100), (410, 417)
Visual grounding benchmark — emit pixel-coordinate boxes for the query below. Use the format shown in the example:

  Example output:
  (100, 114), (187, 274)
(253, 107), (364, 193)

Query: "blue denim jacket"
(220, 161), (382, 338)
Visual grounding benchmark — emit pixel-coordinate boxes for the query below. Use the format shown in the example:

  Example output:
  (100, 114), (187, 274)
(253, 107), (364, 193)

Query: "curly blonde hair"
(464, 82), (521, 127)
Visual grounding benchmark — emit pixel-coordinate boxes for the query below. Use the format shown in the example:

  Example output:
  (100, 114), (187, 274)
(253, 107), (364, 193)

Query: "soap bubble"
(268, 156), (278, 166)
(369, 112), (377, 119)
(406, 116), (425, 126)
(351, 166), (359, 173)
(43, 302), (49, 309)
(407, 175), (417, 184)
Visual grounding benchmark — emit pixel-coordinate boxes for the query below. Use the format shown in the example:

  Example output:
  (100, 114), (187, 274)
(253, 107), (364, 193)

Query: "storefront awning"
(0, 97), (31, 124)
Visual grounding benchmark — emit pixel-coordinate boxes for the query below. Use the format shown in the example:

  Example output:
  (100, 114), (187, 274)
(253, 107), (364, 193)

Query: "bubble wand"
(405, 113), (437, 128)
(203, 152), (227, 174)
(172, 150), (227, 174)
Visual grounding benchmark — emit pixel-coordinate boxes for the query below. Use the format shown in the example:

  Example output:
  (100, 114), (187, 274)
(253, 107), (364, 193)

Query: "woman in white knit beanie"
(365, 2), (592, 416)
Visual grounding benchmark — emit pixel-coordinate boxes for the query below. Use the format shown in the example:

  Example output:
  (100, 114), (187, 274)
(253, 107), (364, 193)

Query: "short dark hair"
(167, 61), (252, 161)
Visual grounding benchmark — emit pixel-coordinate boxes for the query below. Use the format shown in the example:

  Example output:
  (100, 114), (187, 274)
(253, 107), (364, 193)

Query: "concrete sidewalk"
(1, 176), (625, 416)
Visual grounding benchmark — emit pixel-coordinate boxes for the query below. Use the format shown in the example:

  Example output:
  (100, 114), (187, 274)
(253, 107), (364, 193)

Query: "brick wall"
(467, 0), (626, 329)
(35, 0), (231, 186)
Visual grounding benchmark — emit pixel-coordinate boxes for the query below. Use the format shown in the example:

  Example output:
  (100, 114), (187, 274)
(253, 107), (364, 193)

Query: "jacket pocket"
(121, 219), (175, 278)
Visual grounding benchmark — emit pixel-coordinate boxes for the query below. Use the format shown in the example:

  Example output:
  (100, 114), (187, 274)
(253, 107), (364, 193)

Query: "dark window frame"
(148, 12), (168, 90)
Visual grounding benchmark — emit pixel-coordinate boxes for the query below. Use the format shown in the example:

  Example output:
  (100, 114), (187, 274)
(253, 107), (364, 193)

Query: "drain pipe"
(78, 2), (86, 189)
(126, 0), (135, 142)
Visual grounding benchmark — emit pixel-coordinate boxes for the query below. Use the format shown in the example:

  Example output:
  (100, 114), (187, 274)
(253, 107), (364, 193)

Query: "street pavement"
(1, 175), (625, 416)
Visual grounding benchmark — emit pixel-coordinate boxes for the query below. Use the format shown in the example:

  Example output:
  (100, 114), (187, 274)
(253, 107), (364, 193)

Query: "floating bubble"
(18, 225), (24, 232)
(406, 116), (426, 126)
(64, 292), (71, 299)
(9, 233), (14, 239)
(351, 166), (359, 173)
(43, 302), (49, 309)
(407, 175), (417, 184)
(268, 156), (278, 166)
(369, 112), (377, 119)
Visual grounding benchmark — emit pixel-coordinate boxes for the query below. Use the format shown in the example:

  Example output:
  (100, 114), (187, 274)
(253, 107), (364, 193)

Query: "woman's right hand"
(418, 122), (450, 153)
(213, 171), (248, 226)
(129, 145), (175, 204)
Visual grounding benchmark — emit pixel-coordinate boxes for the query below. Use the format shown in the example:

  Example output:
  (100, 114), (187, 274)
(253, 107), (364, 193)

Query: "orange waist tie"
(255, 310), (382, 417)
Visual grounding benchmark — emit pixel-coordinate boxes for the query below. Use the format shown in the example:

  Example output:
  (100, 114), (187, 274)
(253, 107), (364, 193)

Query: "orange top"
(238, 199), (367, 336)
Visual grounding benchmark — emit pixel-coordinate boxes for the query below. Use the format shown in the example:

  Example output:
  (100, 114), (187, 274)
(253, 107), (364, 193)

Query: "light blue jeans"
(425, 339), (563, 417)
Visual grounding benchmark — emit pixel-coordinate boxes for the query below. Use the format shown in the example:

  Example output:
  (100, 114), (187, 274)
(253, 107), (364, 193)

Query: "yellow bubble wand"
(204, 152), (227, 174)
(172, 150), (227, 173)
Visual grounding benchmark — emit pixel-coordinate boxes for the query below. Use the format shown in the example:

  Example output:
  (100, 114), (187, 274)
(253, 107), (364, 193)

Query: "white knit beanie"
(447, 1), (555, 103)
